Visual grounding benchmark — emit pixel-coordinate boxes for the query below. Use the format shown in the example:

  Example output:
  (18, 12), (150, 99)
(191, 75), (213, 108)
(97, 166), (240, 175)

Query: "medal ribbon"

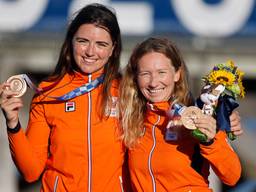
(53, 75), (104, 101)
(21, 74), (60, 93)
(147, 102), (185, 118)
(21, 74), (104, 101)
(166, 103), (186, 118)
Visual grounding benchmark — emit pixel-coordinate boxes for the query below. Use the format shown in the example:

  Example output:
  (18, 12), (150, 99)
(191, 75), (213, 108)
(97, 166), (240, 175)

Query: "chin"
(149, 99), (162, 103)
(80, 69), (96, 74)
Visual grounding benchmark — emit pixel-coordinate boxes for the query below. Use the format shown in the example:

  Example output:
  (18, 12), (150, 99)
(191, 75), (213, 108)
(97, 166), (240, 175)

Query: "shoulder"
(33, 73), (72, 101)
(38, 73), (72, 89)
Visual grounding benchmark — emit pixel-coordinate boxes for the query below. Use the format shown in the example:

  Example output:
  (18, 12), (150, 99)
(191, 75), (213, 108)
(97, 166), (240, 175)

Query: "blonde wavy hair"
(119, 37), (193, 148)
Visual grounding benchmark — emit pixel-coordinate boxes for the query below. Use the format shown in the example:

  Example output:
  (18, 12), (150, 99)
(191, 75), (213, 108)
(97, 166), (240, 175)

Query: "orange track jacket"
(128, 102), (241, 192)
(8, 71), (127, 191)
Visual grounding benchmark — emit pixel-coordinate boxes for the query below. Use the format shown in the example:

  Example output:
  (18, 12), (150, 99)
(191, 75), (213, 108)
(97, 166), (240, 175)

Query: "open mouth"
(83, 57), (97, 64)
(149, 88), (164, 94)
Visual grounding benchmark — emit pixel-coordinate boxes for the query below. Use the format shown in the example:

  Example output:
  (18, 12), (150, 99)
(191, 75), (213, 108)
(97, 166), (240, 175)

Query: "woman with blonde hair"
(120, 37), (242, 192)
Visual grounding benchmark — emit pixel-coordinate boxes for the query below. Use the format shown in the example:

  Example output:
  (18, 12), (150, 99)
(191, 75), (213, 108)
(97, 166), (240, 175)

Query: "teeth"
(82, 57), (97, 63)
(149, 88), (163, 93)
(83, 58), (96, 63)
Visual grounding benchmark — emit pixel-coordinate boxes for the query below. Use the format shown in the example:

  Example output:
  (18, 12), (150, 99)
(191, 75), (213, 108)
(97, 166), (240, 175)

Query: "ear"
(174, 69), (181, 82)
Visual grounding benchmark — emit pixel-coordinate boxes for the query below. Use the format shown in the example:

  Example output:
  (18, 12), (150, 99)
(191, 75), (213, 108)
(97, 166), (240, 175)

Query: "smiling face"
(72, 24), (114, 74)
(137, 52), (181, 103)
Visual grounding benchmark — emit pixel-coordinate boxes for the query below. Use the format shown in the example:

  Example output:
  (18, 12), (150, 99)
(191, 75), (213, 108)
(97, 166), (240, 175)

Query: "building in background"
(0, 1), (255, 191)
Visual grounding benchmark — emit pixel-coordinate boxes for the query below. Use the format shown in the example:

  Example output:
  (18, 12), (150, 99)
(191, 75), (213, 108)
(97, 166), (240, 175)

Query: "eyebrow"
(74, 37), (112, 45)
(138, 68), (170, 72)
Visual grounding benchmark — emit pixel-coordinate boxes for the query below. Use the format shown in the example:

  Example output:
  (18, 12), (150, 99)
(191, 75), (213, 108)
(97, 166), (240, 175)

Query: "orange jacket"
(128, 102), (241, 192)
(8, 71), (127, 191)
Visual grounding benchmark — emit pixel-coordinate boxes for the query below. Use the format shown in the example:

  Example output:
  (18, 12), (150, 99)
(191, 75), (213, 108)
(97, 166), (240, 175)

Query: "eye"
(138, 72), (150, 77)
(97, 42), (108, 47)
(96, 41), (112, 49)
(159, 70), (168, 75)
(75, 38), (88, 44)
(78, 39), (85, 43)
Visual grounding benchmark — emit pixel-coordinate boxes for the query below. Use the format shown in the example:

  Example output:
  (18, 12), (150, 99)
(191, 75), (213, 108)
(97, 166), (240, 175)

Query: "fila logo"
(65, 102), (75, 112)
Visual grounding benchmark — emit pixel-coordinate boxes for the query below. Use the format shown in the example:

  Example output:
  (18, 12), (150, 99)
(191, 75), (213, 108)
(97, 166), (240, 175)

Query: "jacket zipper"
(119, 175), (125, 192)
(148, 115), (160, 192)
(53, 175), (59, 192)
(87, 74), (92, 192)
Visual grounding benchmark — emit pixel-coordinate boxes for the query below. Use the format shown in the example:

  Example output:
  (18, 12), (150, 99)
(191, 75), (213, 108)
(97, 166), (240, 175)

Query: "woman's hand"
(0, 83), (4, 95)
(230, 110), (243, 136)
(194, 114), (217, 142)
(0, 82), (23, 128)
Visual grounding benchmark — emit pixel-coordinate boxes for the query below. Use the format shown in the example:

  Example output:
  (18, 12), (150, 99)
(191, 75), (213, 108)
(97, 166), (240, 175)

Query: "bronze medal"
(181, 106), (203, 130)
(6, 75), (27, 97)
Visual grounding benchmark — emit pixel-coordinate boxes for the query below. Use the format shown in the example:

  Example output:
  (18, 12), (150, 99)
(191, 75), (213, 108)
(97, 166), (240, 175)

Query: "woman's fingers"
(194, 115), (217, 141)
(0, 84), (4, 94)
(230, 110), (243, 136)
(0, 84), (23, 128)
(191, 110), (243, 141)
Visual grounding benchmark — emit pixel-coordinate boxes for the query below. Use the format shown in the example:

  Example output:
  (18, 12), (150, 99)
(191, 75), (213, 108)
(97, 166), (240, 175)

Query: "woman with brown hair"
(0, 3), (127, 192)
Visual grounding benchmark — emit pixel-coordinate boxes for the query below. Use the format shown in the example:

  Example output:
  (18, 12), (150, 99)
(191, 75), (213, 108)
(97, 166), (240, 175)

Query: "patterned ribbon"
(54, 75), (104, 101)
(166, 103), (186, 118)
(21, 74), (104, 101)
(21, 74), (59, 93)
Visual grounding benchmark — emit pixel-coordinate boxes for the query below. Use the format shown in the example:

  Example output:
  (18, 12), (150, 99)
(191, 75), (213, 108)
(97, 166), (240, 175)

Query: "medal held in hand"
(5, 73), (105, 100)
(6, 75), (27, 97)
(181, 106), (203, 130)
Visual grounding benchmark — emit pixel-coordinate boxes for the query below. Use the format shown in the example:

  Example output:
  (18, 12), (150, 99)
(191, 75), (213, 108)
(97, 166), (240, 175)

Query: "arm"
(200, 131), (241, 186)
(194, 114), (241, 185)
(1, 86), (50, 182)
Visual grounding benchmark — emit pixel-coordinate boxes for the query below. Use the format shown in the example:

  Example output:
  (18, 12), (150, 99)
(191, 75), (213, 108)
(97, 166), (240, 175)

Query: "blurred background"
(0, 0), (255, 191)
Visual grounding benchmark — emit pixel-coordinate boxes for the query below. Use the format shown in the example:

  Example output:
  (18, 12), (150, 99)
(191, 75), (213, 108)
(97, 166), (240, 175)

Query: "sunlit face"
(72, 24), (114, 74)
(137, 52), (180, 103)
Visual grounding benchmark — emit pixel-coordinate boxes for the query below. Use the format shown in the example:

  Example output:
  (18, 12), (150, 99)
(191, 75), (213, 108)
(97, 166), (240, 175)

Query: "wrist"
(7, 119), (19, 129)
(200, 139), (214, 146)
(7, 121), (21, 134)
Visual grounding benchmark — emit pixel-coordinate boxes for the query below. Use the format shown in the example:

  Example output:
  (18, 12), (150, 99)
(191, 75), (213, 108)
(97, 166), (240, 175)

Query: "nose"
(85, 43), (95, 56)
(148, 73), (159, 88)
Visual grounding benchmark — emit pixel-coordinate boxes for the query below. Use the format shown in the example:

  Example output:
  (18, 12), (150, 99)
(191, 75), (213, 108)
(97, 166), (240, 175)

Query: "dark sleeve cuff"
(7, 121), (21, 134)
(200, 139), (214, 146)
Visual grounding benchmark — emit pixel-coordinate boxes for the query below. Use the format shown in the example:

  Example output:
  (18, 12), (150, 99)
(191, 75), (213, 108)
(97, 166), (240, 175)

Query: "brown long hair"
(120, 37), (193, 148)
(46, 3), (122, 116)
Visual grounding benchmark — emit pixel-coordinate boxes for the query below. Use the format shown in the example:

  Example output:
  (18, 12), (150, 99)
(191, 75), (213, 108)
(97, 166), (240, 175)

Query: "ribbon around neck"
(21, 74), (104, 101)
(49, 74), (104, 101)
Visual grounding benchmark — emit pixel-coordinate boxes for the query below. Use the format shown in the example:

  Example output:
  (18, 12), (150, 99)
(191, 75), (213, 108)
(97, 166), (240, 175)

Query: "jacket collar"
(146, 101), (171, 116)
(65, 68), (105, 85)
